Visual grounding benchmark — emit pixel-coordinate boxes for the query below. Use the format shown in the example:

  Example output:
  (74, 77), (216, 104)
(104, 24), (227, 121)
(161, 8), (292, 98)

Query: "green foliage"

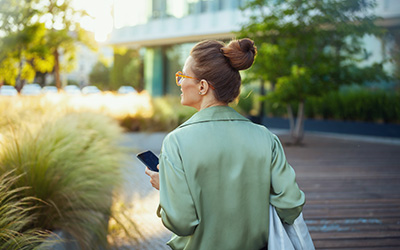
(0, 110), (126, 249)
(237, 84), (400, 123)
(89, 61), (111, 89)
(239, 0), (389, 103)
(305, 88), (400, 123)
(0, 3), (53, 86)
(0, 0), (97, 88)
(123, 57), (142, 91)
(119, 96), (196, 132)
(0, 57), (18, 85)
(0, 171), (54, 250)
(239, 0), (391, 143)
(237, 87), (257, 115)
(43, 0), (96, 88)
(67, 79), (79, 86)
(111, 48), (143, 91)
(118, 95), (256, 132)
(269, 65), (313, 103)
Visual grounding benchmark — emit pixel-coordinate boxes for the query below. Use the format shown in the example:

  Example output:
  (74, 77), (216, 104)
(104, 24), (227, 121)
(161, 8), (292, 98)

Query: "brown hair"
(190, 38), (257, 103)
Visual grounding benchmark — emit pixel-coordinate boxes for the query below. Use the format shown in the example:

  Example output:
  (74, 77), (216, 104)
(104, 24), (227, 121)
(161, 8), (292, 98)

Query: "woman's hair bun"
(221, 38), (257, 71)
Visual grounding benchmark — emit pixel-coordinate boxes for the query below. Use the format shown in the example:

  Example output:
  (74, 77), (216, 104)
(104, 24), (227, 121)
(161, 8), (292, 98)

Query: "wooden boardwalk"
(280, 133), (400, 249)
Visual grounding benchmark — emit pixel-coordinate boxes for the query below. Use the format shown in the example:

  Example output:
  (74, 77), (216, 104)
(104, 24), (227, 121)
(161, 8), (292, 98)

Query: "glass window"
(200, 0), (209, 13)
(384, 0), (389, 10)
(163, 0), (234, 19)
(187, 0), (199, 14)
(151, 0), (167, 19)
(217, 0), (224, 11)
(166, 0), (187, 18)
(113, 0), (149, 28)
(240, 0), (249, 8)
(231, 0), (247, 9)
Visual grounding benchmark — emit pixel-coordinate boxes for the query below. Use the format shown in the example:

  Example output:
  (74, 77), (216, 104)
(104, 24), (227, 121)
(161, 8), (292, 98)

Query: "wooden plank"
(316, 247), (400, 250)
(306, 218), (400, 229)
(303, 209), (400, 218)
(311, 231), (400, 240)
(276, 133), (400, 249)
(305, 199), (400, 205)
(313, 237), (400, 248)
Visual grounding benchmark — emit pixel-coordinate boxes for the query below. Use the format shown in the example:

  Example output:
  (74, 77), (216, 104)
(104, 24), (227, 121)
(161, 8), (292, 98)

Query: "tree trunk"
(15, 57), (24, 91)
(293, 101), (305, 145)
(54, 48), (61, 89)
(258, 79), (266, 124)
(287, 101), (305, 145)
(287, 104), (295, 138)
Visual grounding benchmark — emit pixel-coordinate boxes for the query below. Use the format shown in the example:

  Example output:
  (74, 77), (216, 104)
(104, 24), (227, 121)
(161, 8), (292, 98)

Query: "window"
(166, 0), (187, 18)
(188, 0), (199, 14)
(217, 0), (224, 11)
(151, 0), (167, 19)
(200, 0), (209, 13)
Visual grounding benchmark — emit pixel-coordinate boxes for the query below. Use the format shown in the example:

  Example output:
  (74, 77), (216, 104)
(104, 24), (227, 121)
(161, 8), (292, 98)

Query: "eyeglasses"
(175, 71), (215, 90)
(175, 71), (199, 86)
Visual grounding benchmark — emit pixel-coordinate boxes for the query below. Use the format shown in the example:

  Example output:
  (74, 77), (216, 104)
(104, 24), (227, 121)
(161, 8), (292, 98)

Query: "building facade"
(109, 0), (400, 96)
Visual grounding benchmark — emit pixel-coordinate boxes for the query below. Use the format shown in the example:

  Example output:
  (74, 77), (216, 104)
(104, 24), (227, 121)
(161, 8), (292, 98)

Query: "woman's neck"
(198, 99), (228, 111)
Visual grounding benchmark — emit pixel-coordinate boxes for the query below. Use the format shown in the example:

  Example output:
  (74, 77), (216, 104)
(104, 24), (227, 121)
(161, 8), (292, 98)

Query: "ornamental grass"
(0, 170), (55, 250)
(0, 95), (129, 249)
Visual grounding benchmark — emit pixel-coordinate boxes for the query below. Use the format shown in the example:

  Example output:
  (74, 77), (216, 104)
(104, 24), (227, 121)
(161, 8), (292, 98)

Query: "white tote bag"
(268, 205), (315, 250)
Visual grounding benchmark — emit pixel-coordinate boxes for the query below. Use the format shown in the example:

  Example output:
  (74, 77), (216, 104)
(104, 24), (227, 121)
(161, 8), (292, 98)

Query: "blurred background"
(0, 0), (399, 137)
(0, 0), (399, 249)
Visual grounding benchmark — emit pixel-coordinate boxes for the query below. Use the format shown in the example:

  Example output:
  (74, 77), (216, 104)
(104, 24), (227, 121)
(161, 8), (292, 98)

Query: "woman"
(145, 38), (305, 250)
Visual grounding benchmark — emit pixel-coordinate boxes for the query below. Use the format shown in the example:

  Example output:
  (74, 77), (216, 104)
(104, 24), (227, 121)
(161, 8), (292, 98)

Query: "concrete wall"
(109, 9), (245, 48)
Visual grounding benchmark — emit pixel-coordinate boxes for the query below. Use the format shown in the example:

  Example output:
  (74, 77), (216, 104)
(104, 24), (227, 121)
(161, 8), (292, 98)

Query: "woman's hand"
(145, 164), (160, 190)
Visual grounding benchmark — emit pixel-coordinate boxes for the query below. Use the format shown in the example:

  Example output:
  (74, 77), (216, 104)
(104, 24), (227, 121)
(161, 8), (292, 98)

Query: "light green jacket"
(158, 106), (305, 250)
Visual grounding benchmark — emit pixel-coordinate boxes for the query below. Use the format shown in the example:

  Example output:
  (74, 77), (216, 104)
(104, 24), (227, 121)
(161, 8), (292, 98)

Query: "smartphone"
(136, 150), (159, 172)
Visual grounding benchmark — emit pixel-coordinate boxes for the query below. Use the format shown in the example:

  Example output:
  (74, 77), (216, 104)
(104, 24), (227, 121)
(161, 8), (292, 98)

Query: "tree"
(0, 0), (96, 89)
(0, 0), (53, 88)
(89, 60), (110, 89)
(123, 57), (142, 91)
(111, 48), (142, 90)
(239, 0), (389, 144)
(42, 0), (96, 89)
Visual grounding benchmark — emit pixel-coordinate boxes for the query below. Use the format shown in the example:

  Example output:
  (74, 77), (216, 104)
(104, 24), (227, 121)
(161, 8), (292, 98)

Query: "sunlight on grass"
(57, 92), (153, 119)
(0, 91), (198, 247)
(0, 94), (150, 248)
(0, 112), (126, 248)
(0, 91), (153, 120)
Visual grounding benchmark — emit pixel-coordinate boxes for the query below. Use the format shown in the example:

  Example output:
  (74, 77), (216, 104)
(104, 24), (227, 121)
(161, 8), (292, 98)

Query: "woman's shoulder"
(173, 118), (275, 140)
(162, 126), (192, 146)
(247, 121), (277, 138)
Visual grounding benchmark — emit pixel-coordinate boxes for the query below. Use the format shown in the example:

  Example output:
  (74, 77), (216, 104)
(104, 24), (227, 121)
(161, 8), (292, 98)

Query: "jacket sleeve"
(158, 134), (199, 236)
(270, 135), (305, 225)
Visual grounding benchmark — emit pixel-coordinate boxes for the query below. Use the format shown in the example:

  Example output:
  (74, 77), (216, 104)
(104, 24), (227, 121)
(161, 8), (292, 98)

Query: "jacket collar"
(178, 106), (250, 128)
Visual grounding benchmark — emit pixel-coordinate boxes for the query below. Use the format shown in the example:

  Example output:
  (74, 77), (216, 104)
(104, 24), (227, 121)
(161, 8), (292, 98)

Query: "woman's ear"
(199, 79), (209, 95)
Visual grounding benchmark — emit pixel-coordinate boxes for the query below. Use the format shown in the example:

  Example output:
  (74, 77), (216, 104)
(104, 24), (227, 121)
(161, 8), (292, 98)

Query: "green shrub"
(239, 87), (400, 123)
(0, 112), (125, 249)
(237, 88), (256, 115)
(305, 89), (400, 123)
(119, 95), (196, 132)
(264, 99), (290, 117)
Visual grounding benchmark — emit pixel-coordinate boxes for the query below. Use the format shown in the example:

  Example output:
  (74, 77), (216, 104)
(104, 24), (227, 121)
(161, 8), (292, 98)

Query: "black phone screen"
(136, 150), (159, 172)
